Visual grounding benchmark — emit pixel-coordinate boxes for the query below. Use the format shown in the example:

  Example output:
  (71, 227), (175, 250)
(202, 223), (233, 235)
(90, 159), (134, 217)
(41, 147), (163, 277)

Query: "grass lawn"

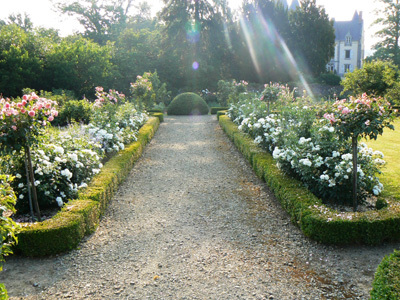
(367, 118), (400, 201)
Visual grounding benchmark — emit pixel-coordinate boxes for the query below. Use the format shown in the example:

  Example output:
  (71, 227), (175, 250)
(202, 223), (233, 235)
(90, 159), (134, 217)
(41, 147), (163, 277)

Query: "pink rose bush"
(325, 93), (394, 141)
(0, 93), (58, 153)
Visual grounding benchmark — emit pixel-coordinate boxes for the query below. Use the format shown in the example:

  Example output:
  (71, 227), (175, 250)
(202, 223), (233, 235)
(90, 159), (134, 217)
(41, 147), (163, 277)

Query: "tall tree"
(159, 0), (233, 91)
(372, 0), (400, 66)
(56, 0), (134, 44)
(237, 0), (293, 83)
(0, 24), (45, 97)
(288, 0), (335, 76)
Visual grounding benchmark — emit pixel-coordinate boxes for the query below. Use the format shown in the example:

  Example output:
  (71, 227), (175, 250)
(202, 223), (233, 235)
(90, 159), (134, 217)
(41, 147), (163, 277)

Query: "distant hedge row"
(219, 115), (400, 245)
(15, 116), (161, 257)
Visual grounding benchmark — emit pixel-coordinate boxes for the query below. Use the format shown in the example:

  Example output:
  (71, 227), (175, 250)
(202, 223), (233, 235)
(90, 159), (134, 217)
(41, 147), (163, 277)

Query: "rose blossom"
(28, 111), (35, 117)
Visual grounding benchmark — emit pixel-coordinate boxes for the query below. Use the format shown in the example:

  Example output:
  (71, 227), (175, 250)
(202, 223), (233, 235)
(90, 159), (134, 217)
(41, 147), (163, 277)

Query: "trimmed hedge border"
(216, 110), (227, 120)
(371, 250), (400, 299)
(210, 107), (229, 115)
(14, 116), (162, 257)
(219, 115), (400, 245)
(150, 112), (164, 123)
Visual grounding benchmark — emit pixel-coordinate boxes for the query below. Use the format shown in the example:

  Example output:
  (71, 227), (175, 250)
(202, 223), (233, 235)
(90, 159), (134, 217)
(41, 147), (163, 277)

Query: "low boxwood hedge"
(210, 107), (229, 114)
(371, 250), (400, 299)
(14, 115), (161, 257)
(219, 115), (400, 245)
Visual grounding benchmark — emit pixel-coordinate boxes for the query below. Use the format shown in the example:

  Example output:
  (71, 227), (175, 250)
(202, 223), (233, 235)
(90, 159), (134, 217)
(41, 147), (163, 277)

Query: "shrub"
(228, 92), (391, 206)
(210, 107), (229, 114)
(319, 72), (342, 86)
(0, 175), (19, 296)
(371, 250), (400, 299)
(53, 99), (93, 126)
(167, 92), (209, 115)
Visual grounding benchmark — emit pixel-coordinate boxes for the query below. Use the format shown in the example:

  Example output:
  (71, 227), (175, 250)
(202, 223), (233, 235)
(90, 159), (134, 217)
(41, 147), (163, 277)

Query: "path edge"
(219, 114), (400, 246)
(14, 116), (161, 257)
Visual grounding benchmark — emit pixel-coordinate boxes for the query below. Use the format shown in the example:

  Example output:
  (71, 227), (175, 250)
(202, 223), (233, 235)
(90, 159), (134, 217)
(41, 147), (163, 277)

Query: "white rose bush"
(228, 86), (394, 208)
(0, 87), (148, 217)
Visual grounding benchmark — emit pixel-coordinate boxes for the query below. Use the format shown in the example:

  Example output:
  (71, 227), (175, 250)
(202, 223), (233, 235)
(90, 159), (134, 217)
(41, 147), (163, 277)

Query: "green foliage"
(56, 0), (133, 45)
(371, 250), (400, 299)
(0, 175), (19, 264)
(210, 107), (229, 114)
(0, 175), (19, 297)
(376, 198), (389, 210)
(167, 92), (209, 115)
(53, 99), (93, 126)
(319, 73), (342, 86)
(288, 0), (335, 76)
(15, 117), (160, 256)
(341, 60), (400, 105)
(0, 24), (45, 97)
(0, 283), (8, 299)
(44, 36), (115, 99)
(220, 114), (400, 245)
(130, 71), (170, 109)
(371, 0), (400, 66)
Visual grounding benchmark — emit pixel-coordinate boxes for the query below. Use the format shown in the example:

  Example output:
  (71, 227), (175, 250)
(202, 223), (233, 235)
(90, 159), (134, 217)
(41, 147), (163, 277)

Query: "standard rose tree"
(0, 93), (58, 221)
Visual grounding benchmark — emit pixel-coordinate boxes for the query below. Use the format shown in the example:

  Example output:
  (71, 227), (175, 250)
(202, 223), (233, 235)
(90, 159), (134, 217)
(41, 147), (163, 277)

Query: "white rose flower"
(56, 197), (63, 207)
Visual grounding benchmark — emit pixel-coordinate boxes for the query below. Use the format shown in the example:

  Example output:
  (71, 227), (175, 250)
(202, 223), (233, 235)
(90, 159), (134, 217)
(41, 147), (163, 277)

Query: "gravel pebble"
(1, 115), (400, 299)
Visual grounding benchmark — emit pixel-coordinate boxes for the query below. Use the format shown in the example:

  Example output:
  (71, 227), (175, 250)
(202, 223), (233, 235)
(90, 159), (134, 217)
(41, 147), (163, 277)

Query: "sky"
(0, 0), (382, 56)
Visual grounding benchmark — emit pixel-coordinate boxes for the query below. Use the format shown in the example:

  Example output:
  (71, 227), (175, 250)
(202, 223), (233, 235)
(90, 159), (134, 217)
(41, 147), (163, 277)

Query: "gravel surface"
(2, 115), (400, 299)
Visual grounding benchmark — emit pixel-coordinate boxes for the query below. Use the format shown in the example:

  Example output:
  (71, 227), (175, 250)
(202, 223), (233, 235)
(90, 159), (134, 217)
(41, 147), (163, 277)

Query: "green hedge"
(14, 116), (161, 257)
(150, 112), (164, 123)
(371, 250), (400, 299)
(167, 92), (209, 115)
(219, 115), (400, 245)
(210, 107), (229, 114)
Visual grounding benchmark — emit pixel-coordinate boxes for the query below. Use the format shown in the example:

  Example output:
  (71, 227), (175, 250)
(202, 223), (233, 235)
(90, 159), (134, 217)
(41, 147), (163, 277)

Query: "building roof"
(333, 11), (363, 41)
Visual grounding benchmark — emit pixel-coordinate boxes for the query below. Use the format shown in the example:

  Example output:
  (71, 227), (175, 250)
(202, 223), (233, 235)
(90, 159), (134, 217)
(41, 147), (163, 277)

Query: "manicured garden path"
(2, 115), (399, 299)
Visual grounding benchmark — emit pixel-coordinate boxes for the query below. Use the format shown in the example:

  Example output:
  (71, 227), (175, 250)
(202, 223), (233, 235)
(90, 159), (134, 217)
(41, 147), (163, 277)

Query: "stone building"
(327, 11), (365, 77)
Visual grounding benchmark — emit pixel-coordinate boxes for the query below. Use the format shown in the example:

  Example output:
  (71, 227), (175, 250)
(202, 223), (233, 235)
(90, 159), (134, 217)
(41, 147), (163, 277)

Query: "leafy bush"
(341, 60), (400, 105)
(371, 250), (400, 299)
(8, 126), (104, 212)
(228, 90), (391, 206)
(220, 114), (400, 245)
(319, 73), (341, 86)
(130, 71), (171, 109)
(53, 99), (93, 126)
(217, 79), (249, 106)
(167, 92), (209, 115)
(0, 175), (19, 296)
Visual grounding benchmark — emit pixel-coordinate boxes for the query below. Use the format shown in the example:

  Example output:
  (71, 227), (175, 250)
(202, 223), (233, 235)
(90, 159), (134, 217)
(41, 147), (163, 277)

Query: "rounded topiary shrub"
(167, 92), (209, 115)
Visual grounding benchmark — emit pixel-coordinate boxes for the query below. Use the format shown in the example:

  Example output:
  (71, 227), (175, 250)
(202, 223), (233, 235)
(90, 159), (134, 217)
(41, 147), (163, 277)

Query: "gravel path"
(2, 115), (400, 299)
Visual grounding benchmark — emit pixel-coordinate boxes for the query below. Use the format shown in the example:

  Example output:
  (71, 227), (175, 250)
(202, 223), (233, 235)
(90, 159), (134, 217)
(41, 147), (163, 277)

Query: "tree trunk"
(25, 145), (41, 222)
(352, 135), (358, 212)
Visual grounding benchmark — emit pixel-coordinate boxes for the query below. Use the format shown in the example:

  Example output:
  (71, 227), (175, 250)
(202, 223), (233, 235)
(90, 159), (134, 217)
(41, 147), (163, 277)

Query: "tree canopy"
(0, 0), (337, 99)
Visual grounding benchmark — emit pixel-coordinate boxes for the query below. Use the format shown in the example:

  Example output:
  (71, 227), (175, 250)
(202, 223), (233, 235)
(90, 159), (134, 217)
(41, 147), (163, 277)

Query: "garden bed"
(219, 115), (400, 245)
(14, 116), (161, 257)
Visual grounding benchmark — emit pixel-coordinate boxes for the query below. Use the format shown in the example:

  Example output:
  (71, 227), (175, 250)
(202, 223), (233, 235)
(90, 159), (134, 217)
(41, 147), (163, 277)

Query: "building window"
(345, 35), (352, 46)
(344, 64), (351, 73)
(327, 63), (335, 72)
(345, 50), (351, 59)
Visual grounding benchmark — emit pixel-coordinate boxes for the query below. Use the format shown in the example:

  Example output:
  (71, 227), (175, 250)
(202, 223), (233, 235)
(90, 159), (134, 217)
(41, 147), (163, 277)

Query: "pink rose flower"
(28, 111), (35, 117)
(11, 125), (17, 131)
(23, 95), (28, 101)
(48, 115), (54, 122)
(342, 107), (350, 114)
(21, 100), (27, 106)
